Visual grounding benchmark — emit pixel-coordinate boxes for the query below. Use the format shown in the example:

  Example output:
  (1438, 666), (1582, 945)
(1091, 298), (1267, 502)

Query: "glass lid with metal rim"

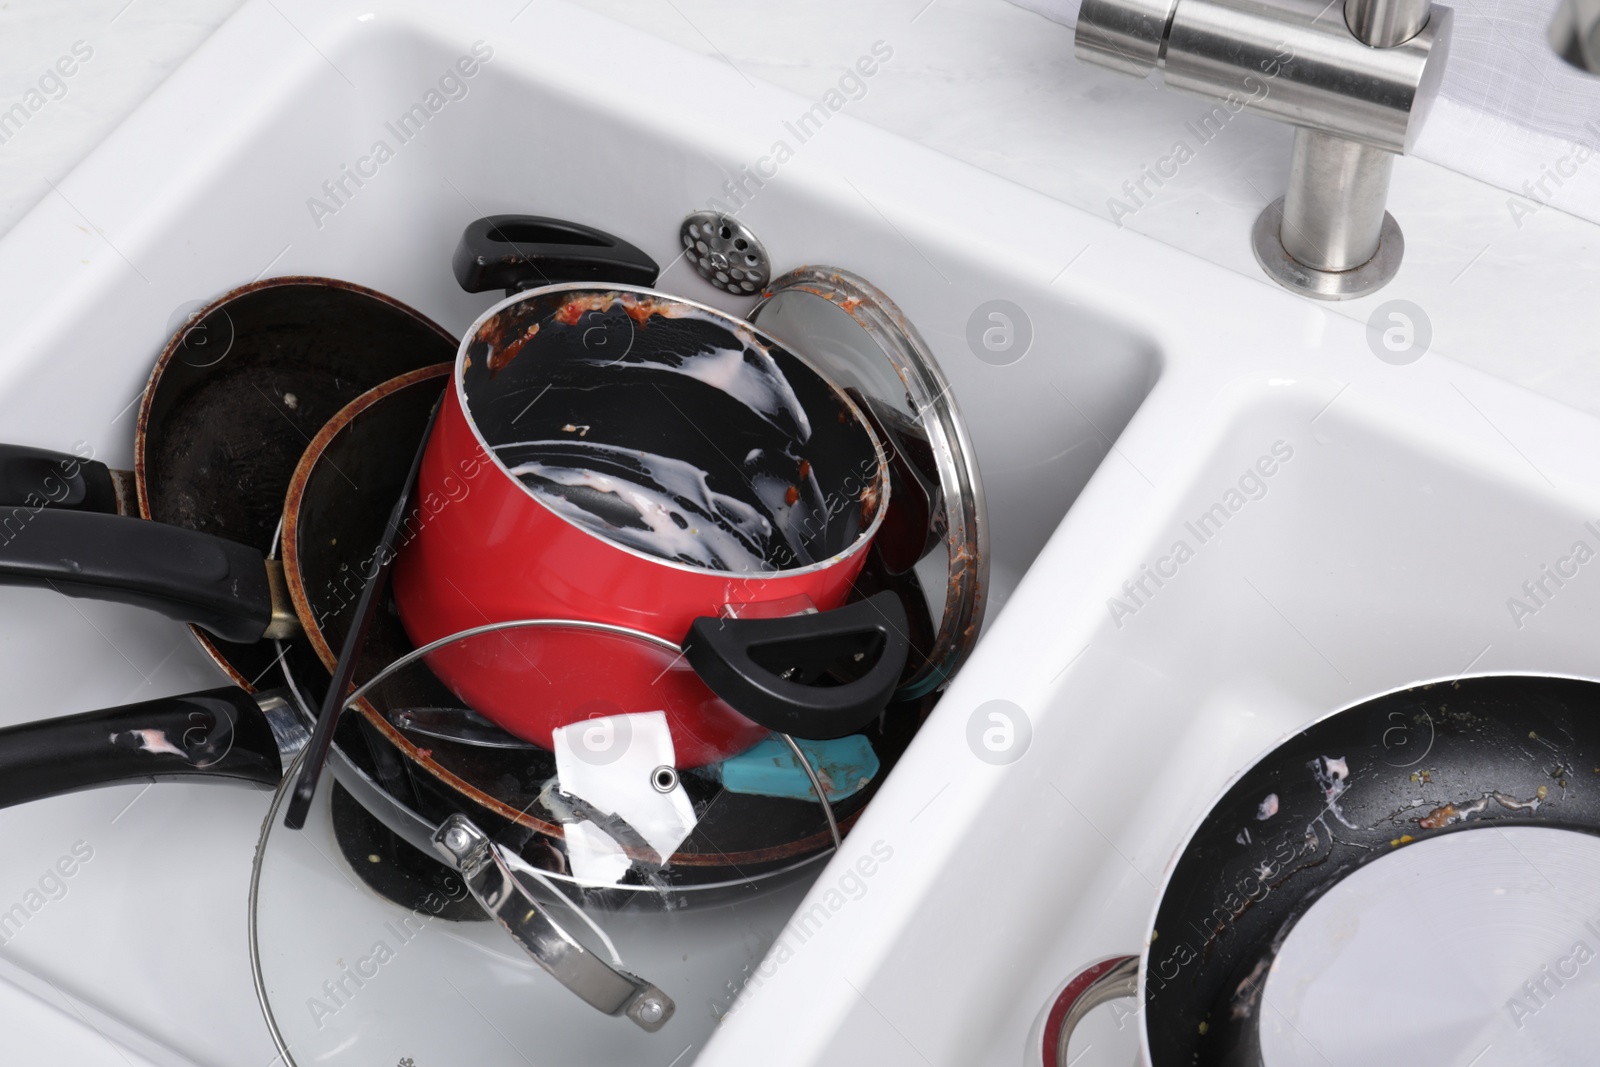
(749, 267), (988, 699)
(252, 617), (902, 1065)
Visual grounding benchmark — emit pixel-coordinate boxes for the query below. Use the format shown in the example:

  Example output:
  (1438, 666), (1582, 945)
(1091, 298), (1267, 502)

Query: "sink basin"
(0, 1), (1592, 1065)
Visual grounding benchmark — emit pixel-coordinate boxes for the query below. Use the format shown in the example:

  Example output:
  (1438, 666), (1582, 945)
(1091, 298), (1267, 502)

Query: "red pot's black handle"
(0, 444), (120, 514)
(0, 686), (285, 809)
(0, 509), (278, 644)
(684, 591), (911, 740)
(454, 215), (660, 296)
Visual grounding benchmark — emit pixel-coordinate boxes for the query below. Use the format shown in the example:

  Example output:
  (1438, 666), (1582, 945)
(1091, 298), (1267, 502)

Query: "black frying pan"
(1046, 674), (1600, 1066)
(0, 276), (456, 688)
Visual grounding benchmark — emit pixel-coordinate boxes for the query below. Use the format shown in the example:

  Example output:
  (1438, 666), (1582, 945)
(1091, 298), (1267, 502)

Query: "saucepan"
(1040, 674), (1600, 1066)
(396, 250), (903, 765)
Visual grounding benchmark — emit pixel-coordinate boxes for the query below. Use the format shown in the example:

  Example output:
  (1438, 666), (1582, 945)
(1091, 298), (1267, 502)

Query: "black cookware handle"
(0, 444), (119, 514)
(0, 687), (283, 808)
(453, 215), (660, 296)
(684, 591), (911, 740)
(0, 509), (275, 643)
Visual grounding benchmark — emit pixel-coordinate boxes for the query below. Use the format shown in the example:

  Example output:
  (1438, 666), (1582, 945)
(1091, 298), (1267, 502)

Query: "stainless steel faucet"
(1076, 0), (1452, 299)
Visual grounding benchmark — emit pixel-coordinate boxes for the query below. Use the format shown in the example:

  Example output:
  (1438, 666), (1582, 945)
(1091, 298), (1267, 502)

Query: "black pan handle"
(684, 591), (911, 740)
(453, 215), (660, 296)
(0, 444), (119, 514)
(0, 509), (276, 643)
(0, 686), (284, 809)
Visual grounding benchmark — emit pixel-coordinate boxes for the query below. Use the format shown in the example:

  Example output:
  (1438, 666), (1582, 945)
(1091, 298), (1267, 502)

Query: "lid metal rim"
(751, 266), (989, 698)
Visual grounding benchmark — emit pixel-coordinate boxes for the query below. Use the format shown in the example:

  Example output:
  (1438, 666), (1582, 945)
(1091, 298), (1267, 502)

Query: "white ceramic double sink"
(0, 2), (1594, 1065)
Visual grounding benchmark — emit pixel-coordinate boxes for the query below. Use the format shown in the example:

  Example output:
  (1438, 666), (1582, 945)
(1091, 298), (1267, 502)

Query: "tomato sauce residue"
(798, 459), (811, 479)
(860, 477), (882, 523)
(784, 485), (799, 505)
(489, 323), (539, 375)
(553, 292), (695, 327)
(1418, 803), (1460, 830)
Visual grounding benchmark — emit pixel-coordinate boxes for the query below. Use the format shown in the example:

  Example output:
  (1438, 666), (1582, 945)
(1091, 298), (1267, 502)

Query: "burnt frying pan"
(0, 365), (454, 811)
(0, 219), (666, 823)
(0, 276), (456, 691)
(1044, 674), (1600, 1066)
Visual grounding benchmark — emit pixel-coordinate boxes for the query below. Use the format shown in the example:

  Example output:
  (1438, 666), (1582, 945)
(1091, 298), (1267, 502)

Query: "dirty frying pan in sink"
(0, 364), (455, 807)
(0, 276), (455, 695)
(1043, 674), (1600, 1067)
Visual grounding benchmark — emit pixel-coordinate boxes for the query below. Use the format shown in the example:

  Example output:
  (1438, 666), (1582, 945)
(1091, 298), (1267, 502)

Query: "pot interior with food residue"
(461, 286), (886, 573)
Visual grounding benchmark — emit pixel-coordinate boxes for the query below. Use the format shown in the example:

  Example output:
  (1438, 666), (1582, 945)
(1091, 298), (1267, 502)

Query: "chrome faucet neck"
(1076, 0), (1452, 299)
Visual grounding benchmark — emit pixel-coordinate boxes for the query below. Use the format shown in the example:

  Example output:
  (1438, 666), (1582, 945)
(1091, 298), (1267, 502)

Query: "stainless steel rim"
(248, 747), (305, 1067)
(1252, 196), (1405, 301)
(1047, 955), (1140, 1067)
(751, 266), (990, 698)
(454, 281), (892, 581)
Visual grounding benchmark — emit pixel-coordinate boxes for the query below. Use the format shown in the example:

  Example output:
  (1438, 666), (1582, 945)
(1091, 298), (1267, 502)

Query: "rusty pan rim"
(131, 275), (456, 693)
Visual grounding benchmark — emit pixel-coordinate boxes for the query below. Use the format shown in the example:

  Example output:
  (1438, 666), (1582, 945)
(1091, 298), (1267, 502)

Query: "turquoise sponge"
(715, 735), (880, 803)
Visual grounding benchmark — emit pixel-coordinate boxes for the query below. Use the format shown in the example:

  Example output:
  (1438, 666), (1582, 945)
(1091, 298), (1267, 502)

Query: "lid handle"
(432, 814), (675, 1032)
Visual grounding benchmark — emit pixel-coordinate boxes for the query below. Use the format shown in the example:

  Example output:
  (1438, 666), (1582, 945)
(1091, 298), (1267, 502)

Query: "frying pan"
(1043, 673), (1600, 1066)
(0, 276), (455, 690)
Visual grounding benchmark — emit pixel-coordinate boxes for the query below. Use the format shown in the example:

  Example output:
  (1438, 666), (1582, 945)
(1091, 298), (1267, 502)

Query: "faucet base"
(1251, 196), (1404, 301)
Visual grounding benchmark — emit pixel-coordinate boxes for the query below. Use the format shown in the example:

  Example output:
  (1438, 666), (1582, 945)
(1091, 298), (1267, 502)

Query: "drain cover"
(679, 211), (770, 295)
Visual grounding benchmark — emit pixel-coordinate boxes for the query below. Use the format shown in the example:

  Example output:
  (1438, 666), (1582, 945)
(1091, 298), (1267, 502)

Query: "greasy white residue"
(538, 777), (582, 823)
(1257, 793), (1280, 820)
(561, 423), (591, 436)
(1230, 958), (1270, 1020)
(504, 440), (779, 572)
(744, 448), (763, 465)
(110, 729), (188, 759)
(1417, 788), (1547, 829)
(1237, 828), (1252, 845)
(1493, 790), (1544, 813)
(583, 341), (813, 442)
(1300, 756), (1358, 851)
(1309, 755), (1358, 829)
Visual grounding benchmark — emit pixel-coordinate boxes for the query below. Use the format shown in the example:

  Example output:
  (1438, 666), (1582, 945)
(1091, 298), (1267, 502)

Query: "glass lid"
(749, 267), (987, 698)
(253, 618), (909, 1065)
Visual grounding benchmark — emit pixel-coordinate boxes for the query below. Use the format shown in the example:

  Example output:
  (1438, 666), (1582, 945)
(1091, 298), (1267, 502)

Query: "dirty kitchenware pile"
(0, 215), (988, 1065)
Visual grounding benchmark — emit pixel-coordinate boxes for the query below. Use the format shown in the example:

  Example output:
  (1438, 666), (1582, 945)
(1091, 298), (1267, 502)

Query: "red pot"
(392, 284), (890, 767)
